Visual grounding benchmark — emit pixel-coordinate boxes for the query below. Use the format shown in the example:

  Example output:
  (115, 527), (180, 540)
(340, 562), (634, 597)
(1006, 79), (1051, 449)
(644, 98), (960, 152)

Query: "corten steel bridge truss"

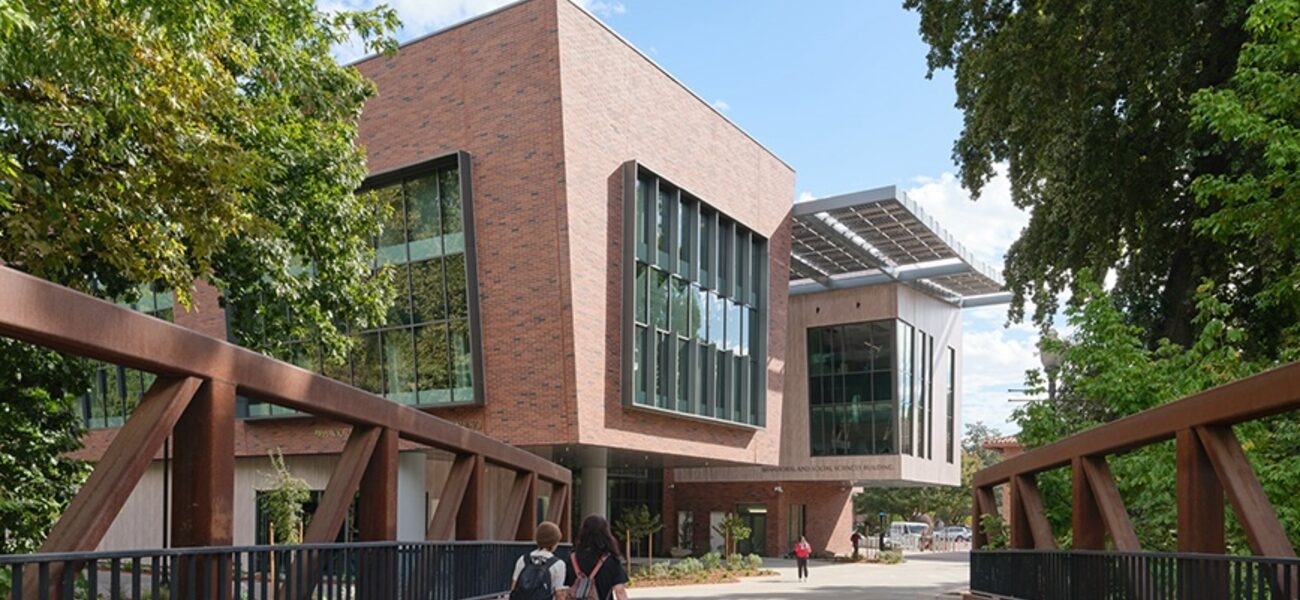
(0, 266), (572, 592)
(969, 360), (1300, 598)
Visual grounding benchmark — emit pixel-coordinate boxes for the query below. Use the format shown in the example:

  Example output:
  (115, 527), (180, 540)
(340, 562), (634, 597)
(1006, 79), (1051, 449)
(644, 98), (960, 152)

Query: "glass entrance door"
(736, 503), (768, 556)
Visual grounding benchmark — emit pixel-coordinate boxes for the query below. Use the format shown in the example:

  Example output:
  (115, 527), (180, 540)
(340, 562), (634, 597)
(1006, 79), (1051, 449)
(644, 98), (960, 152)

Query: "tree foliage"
(1190, 0), (1300, 350)
(260, 449), (311, 545)
(711, 513), (751, 558)
(0, 0), (399, 358)
(615, 504), (663, 560)
(1013, 276), (1300, 553)
(0, 339), (92, 553)
(854, 422), (1004, 528)
(903, 0), (1283, 351)
(0, 0), (399, 552)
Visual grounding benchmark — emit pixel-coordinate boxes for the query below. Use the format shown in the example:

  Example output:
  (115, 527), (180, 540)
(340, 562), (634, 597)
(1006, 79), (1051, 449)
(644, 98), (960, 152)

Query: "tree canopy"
(903, 0), (1296, 353)
(854, 422), (1004, 529)
(0, 0), (399, 357)
(0, 0), (399, 553)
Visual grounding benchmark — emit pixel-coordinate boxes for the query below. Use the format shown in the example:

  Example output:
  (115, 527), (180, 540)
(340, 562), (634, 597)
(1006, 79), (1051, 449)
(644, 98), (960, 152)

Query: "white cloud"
(905, 164), (1026, 268)
(711, 99), (731, 112)
(797, 191), (816, 203)
(903, 166), (1036, 435)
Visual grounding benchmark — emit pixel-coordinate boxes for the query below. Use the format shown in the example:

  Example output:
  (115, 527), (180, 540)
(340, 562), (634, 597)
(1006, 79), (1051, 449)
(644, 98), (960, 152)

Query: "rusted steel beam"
(1014, 475), (1057, 549)
(1080, 457), (1140, 551)
(973, 360), (1300, 487)
(40, 376), (201, 553)
(1177, 428), (1225, 553)
(1197, 426), (1296, 558)
(1008, 477), (1033, 550)
(358, 428), (399, 541)
(456, 454), (486, 540)
(498, 472), (537, 542)
(547, 483), (569, 527)
(26, 376), (200, 599)
(972, 486), (997, 549)
(427, 453), (476, 540)
(305, 426), (380, 543)
(1071, 457), (1105, 550)
(0, 265), (570, 485)
(171, 380), (236, 548)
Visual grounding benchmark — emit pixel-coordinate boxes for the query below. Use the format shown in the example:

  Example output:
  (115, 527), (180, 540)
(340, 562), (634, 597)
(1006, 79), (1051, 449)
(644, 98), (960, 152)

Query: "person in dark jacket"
(564, 515), (629, 600)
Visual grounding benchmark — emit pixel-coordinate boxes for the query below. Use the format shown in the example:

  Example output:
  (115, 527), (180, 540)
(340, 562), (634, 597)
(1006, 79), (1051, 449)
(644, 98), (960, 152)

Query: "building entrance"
(736, 503), (768, 556)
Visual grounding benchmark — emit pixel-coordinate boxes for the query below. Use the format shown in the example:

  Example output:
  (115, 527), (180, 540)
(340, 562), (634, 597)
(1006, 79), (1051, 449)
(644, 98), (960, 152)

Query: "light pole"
(1038, 329), (1063, 401)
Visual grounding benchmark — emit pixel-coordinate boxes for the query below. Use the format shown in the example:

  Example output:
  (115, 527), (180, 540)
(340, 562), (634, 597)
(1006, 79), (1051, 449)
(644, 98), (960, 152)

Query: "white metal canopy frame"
(789, 185), (1012, 307)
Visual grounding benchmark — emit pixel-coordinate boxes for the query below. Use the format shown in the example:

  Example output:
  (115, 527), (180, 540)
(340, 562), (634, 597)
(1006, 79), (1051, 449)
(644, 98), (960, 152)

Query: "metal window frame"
(356, 150), (486, 406)
(620, 160), (765, 430)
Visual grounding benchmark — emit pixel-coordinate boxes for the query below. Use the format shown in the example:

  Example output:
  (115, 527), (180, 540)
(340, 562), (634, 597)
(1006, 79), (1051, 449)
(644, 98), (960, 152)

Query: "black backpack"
(511, 554), (560, 600)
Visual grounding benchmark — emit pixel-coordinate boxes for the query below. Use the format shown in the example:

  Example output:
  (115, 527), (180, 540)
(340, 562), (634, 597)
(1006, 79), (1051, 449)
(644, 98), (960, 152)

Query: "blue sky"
(324, 0), (1040, 436)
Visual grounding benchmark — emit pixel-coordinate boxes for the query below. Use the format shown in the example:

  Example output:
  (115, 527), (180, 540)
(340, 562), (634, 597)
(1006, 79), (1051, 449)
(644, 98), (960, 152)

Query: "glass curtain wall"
(628, 167), (766, 426)
(807, 320), (895, 456)
(82, 288), (175, 429)
(241, 160), (477, 417)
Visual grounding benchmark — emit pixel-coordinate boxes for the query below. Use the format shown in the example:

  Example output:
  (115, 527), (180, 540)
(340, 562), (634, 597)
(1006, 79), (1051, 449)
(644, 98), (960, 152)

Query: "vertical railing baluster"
(10, 564), (21, 600)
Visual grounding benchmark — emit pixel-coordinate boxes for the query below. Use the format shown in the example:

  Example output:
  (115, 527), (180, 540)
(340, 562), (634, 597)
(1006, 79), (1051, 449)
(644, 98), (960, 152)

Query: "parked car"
(934, 526), (971, 543)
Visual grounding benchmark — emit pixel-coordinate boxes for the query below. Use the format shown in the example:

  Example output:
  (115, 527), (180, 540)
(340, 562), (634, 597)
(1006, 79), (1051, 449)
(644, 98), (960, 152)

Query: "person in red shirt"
(793, 536), (812, 581)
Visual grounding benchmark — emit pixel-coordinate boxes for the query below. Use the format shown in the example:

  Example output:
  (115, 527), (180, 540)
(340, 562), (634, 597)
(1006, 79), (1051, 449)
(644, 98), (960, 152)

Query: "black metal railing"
(0, 541), (549, 600)
(972, 550), (1300, 600)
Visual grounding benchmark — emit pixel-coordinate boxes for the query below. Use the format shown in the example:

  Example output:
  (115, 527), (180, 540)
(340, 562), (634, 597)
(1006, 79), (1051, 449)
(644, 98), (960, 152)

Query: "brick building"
(77, 0), (1008, 557)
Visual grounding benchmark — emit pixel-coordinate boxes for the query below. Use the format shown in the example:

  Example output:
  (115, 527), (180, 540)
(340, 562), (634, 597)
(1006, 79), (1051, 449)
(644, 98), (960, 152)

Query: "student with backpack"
(511, 521), (568, 600)
(564, 515), (629, 600)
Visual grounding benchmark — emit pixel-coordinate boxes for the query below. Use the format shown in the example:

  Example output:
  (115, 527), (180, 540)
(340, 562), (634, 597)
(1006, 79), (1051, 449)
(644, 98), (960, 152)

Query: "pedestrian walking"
(794, 535), (812, 581)
(511, 521), (567, 600)
(565, 515), (629, 600)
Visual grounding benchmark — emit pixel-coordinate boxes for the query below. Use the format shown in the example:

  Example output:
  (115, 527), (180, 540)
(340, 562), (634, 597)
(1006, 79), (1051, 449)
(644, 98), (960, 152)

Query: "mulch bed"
(628, 568), (779, 588)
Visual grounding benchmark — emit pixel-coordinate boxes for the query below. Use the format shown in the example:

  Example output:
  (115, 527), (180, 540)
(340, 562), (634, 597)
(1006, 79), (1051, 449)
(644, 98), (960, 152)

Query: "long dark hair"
(576, 515), (621, 558)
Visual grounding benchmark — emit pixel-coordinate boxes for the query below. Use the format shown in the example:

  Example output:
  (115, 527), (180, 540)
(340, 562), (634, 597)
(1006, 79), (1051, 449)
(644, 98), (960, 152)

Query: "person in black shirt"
(564, 515), (629, 600)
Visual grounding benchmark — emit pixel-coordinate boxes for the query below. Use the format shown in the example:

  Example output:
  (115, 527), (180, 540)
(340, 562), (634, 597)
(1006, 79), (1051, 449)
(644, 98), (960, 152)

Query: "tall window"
(239, 157), (480, 417)
(946, 346), (956, 464)
(625, 165), (767, 426)
(808, 320), (895, 456)
(82, 287), (175, 429)
(897, 322), (914, 455)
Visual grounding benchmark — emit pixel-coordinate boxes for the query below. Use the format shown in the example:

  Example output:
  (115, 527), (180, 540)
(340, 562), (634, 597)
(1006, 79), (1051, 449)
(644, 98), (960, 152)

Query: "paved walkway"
(629, 552), (969, 599)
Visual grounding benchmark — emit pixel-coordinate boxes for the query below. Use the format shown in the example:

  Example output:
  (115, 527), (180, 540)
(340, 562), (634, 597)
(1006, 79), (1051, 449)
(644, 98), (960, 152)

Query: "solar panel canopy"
(789, 186), (1010, 307)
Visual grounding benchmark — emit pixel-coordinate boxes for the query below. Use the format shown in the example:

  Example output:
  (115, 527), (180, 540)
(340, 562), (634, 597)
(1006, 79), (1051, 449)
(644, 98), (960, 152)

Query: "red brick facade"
(665, 476), (855, 557)
(352, 0), (794, 463)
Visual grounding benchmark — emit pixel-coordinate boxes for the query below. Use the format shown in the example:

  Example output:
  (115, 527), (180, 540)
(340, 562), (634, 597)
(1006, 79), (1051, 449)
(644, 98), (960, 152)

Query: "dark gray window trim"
(621, 160), (766, 430)
(361, 150), (486, 406)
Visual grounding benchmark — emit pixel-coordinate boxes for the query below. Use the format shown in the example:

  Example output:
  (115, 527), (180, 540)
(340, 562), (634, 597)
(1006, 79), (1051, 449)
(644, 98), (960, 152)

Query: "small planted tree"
(615, 505), (663, 566)
(261, 449), (310, 545)
(711, 513), (751, 557)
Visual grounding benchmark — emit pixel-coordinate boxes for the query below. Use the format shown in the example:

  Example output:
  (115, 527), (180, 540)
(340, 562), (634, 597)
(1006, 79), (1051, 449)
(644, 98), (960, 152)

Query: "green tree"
(711, 513), (751, 558)
(260, 449), (311, 545)
(1012, 276), (1300, 552)
(854, 422), (1003, 528)
(615, 504), (663, 563)
(0, 0), (398, 551)
(903, 0), (1270, 350)
(1190, 0), (1300, 350)
(0, 339), (92, 553)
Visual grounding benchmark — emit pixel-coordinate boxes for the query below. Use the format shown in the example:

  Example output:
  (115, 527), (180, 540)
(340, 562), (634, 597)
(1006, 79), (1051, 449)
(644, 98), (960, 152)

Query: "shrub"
(880, 550), (904, 564)
(643, 562), (672, 579)
(724, 553), (746, 571)
(700, 551), (722, 570)
(744, 554), (763, 570)
(673, 557), (704, 575)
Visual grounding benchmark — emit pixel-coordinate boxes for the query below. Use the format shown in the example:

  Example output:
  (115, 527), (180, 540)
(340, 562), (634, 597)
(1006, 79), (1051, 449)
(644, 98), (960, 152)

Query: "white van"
(885, 521), (930, 550)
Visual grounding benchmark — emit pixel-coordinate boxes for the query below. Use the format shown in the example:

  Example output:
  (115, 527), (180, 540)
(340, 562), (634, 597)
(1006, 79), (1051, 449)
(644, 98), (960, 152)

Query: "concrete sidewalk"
(627, 552), (969, 599)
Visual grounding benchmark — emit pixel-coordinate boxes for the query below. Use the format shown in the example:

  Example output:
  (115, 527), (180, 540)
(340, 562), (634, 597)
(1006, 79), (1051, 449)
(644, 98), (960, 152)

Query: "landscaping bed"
(627, 552), (778, 588)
